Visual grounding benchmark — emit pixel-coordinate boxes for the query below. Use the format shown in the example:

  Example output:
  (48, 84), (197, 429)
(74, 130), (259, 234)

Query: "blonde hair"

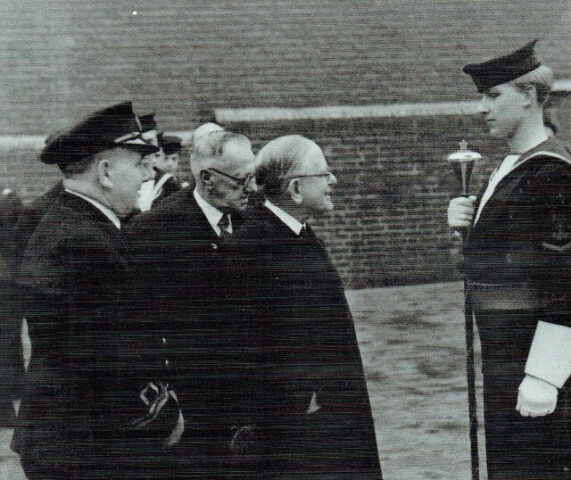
(511, 65), (554, 105)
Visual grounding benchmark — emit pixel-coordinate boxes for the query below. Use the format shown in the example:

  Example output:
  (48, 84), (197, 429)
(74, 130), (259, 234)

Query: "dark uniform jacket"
(464, 139), (571, 369)
(12, 181), (64, 269)
(227, 206), (382, 479)
(125, 189), (245, 477)
(464, 138), (571, 479)
(13, 192), (180, 480)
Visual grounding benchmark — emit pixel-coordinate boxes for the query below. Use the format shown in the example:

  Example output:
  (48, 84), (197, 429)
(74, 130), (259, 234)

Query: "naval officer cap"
(463, 40), (542, 93)
(40, 102), (159, 168)
(160, 135), (182, 155)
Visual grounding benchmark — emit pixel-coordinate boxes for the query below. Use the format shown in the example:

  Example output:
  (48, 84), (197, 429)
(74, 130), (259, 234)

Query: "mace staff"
(447, 140), (482, 480)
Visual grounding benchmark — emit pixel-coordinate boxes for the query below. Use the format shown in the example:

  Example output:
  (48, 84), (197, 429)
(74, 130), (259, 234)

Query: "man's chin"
(488, 127), (507, 139)
(233, 199), (250, 211)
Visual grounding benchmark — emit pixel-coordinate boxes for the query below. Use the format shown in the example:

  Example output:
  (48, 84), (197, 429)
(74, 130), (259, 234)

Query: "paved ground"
(0, 281), (487, 479)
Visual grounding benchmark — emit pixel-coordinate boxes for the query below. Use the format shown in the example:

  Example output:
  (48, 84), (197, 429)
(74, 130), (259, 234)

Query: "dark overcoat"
(12, 181), (64, 268)
(464, 138), (571, 479)
(125, 189), (246, 478)
(0, 188), (24, 425)
(12, 191), (181, 480)
(227, 206), (382, 479)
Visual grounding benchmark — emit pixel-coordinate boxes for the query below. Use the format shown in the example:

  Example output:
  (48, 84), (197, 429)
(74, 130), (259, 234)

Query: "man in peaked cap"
(448, 41), (571, 479)
(13, 102), (185, 480)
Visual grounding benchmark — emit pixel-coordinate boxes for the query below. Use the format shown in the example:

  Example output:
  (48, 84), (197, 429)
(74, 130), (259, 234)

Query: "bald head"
(189, 122), (225, 153)
(256, 135), (337, 217)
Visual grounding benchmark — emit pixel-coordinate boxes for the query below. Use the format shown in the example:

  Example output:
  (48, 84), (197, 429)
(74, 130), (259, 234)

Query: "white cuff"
(525, 321), (571, 389)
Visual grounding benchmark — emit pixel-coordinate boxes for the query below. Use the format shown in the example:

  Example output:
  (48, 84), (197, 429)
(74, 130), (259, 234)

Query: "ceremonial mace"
(447, 140), (481, 480)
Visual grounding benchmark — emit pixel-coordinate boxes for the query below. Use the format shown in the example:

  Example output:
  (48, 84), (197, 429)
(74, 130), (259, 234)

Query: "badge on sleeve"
(542, 213), (571, 252)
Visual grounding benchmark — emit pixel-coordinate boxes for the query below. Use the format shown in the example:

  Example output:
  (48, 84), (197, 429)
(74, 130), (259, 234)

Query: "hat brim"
(117, 143), (160, 156)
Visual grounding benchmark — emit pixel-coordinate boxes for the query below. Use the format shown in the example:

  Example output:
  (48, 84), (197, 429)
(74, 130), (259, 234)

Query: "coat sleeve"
(529, 160), (571, 313)
(523, 160), (571, 388)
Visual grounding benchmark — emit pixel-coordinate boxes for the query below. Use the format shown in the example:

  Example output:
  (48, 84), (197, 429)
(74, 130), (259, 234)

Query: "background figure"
(0, 188), (23, 274)
(12, 181), (64, 268)
(151, 133), (183, 205)
(12, 102), (185, 480)
(227, 135), (382, 479)
(0, 188), (23, 428)
(126, 128), (257, 479)
(449, 41), (571, 479)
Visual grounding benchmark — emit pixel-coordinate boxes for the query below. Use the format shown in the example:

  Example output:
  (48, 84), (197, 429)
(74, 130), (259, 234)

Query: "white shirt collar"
(64, 188), (121, 230)
(193, 189), (232, 236)
(264, 199), (305, 235)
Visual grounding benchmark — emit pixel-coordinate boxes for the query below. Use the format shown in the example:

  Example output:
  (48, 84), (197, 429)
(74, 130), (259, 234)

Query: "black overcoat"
(227, 206), (382, 479)
(126, 189), (246, 477)
(12, 191), (180, 480)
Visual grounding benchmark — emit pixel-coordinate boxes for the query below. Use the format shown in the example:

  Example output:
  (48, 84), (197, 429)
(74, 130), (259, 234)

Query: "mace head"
(447, 140), (481, 195)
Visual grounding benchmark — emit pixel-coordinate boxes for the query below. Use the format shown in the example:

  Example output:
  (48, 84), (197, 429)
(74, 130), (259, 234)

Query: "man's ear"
(520, 84), (536, 107)
(97, 158), (114, 189)
(199, 169), (213, 188)
(287, 178), (303, 205)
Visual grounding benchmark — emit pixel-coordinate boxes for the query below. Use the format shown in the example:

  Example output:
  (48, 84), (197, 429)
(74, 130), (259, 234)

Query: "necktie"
(218, 214), (231, 238)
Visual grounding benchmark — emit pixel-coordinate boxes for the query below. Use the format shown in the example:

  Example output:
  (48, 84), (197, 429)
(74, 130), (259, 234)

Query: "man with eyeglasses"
(125, 126), (257, 479)
(226, 135), (383, 479)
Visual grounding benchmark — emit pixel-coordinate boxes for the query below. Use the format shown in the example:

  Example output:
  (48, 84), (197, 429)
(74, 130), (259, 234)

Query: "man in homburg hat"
(448, 40), (571, 479)
(12, 102), (185, 480)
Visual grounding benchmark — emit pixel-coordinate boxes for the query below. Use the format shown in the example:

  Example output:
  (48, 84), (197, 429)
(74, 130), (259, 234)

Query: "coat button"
(211, 242), (218, 250)
(164, 359), (170, 367)
(162, 337), (167, 345)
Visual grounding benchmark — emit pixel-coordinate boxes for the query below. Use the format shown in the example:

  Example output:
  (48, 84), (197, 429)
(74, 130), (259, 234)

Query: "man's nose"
(328, 173), (338, 185)
(478, 98), (489, 115)
(245, 177), (257, 193)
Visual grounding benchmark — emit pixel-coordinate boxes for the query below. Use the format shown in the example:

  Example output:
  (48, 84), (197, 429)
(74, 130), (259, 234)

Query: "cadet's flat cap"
(463, 40), (541, 93)
(160, 135), (182, 155)
(41, 102), (159, 168)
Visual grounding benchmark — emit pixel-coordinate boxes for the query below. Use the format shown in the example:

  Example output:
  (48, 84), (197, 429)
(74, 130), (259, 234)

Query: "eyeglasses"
(205, 168), (254, 187)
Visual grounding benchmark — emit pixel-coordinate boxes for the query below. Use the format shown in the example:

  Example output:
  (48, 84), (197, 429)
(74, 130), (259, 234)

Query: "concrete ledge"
(1, 79), (569, 143)
(216, 101), (482, 123)
(216, 79), (571, 123)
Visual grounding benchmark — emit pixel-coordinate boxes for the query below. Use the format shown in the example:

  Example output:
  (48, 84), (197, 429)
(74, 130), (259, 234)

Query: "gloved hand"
(516, 375), (558, 417)
(448, 195), (477, 229)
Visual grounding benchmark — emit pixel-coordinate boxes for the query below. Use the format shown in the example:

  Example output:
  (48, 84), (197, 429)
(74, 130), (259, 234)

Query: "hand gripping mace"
(447, 140), (482, 480)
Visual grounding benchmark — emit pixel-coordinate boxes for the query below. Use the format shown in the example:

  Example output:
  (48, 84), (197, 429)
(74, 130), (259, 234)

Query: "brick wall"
(0, 0), (569, 287)
(225, 114), (504, 288)
(0, 0), (569, 133)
